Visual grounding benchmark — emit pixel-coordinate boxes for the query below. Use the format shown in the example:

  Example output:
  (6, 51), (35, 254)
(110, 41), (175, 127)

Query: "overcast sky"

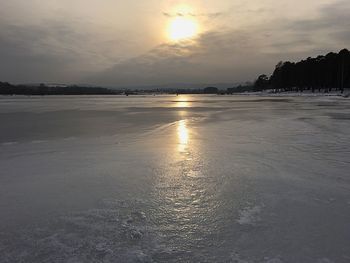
(0, 0), (349, 86)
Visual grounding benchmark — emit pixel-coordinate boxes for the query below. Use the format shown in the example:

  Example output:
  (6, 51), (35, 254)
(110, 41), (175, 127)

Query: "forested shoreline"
(254, 49), (350, 93)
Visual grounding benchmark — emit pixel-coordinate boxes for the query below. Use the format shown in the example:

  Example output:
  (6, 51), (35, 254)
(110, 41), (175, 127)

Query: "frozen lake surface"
(0, 95), (350, 262)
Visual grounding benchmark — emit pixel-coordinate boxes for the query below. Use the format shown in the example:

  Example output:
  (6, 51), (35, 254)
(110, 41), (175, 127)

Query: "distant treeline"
(0, 82), (120, 95)
(2, 49), (349, 95)
(253, 49), (350, 93)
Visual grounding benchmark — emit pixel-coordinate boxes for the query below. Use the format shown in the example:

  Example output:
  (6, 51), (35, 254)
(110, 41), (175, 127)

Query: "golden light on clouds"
(168, 17), (199, 41)
(165, 4), (200, 42)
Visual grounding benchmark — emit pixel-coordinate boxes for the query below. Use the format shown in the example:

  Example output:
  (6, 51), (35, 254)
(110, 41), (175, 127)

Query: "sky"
(0, 0), (349, 87)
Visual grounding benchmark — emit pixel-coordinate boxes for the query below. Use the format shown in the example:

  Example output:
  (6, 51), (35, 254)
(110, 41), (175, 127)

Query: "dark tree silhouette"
(255, 49), (350, 93)
(254, 74), (269, 91)
(203, 87), (219, 94)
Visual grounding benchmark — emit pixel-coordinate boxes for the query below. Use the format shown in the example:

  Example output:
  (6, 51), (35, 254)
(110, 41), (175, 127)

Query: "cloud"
(0, 16), (131, 83)
(90, 0), (350, 87)
(0, 0), (349, 86)
(263, 0), (350, 55)
(0, 19), (84, 83)
(89, 30), (277, 87)
(283, 1), (350, 33)
(162, 12), (223, 19)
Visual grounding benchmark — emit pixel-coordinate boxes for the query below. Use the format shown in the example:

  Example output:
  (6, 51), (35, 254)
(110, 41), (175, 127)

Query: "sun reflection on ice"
(177, 120), (189, 153)
(174, 96), (192, 153)
(176, 97), (190, 108)
(151, 96), (210, 242)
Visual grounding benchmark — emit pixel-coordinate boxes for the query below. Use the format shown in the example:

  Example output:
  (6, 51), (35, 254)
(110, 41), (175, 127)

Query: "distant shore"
(1, 81), (349, 97)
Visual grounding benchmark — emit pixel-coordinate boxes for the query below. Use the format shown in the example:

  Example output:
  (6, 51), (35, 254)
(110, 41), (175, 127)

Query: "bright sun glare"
(168, 17), (198, 41)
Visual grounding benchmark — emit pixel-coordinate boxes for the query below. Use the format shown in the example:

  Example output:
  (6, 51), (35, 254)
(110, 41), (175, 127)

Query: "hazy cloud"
(0, 0), (349, 85)
(0, 10), (141, 83)
(162, 12), (223, 18)
(0, 19), (87, 83)
(91, 0), (350, 87)
(90, 30), (277, 86)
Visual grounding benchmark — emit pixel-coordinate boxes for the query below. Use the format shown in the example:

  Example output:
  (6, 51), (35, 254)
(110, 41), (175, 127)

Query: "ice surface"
(0, 95), (350, 262)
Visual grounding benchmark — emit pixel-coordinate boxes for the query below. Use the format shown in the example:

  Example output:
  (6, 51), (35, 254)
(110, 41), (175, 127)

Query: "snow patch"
(265, 257), (284, 263)
(1, 141), (18, 146)
(237, 206), (262, 225)
(317, 258), (334, 263)
(230, 252), (249, 263)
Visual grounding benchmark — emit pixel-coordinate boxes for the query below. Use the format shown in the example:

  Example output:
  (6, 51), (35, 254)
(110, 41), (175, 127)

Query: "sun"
(168, 17), (198, 41)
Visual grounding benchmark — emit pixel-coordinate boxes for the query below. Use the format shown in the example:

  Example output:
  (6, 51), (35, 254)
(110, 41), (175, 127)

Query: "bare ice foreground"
(0, 95), (350, 262)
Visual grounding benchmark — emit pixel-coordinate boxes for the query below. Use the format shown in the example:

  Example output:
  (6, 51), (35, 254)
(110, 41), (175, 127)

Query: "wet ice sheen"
(0, 95), (350, 262)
